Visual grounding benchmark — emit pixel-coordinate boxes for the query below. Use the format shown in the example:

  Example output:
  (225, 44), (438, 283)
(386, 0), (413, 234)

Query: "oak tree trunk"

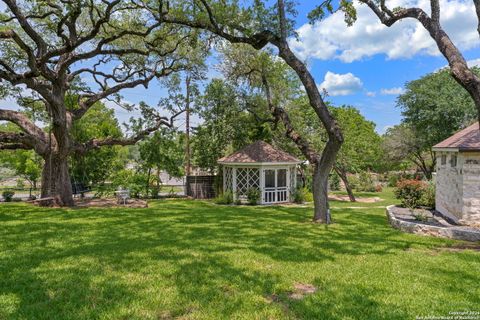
(335, 167), (356, 202)
(312, 162), (331, 223)
(41, 152), (74, 206)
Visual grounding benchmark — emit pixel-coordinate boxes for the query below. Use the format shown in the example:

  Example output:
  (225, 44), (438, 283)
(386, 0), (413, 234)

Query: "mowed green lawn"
(1, 190), (479, 320)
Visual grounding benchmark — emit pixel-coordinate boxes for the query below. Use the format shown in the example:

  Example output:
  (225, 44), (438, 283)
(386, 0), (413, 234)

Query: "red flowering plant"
(394, 179), (428, 210)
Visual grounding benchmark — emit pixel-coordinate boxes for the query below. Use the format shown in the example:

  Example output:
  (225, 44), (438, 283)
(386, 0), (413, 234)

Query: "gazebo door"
(263, 169), (288, 204)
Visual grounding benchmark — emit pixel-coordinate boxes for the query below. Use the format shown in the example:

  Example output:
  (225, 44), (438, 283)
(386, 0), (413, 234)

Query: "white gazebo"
(218, 141), (302, 204)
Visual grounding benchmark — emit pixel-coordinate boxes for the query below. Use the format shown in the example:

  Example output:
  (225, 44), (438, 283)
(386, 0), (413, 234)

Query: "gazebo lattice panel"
(236, 168), (260, 197)
(224, 167), (233, 192)
(289, 167), (296, 193)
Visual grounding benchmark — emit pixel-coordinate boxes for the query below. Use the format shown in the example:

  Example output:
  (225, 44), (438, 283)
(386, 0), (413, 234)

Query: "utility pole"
(185, 75), (191, 177)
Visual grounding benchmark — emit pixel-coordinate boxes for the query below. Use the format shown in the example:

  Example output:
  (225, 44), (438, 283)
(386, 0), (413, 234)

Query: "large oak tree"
(146, 0), (344, 223)
(0, 0), (194, 205)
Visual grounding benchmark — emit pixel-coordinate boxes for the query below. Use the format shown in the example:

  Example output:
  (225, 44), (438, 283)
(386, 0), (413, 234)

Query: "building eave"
(217, 161), (302, 166)
(432, 147), (459, 152)
(433, 147), (480, 153)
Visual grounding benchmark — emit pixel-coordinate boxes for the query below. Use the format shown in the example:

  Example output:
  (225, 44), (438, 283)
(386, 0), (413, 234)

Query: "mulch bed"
(328, 194), (383, 203)
(390, 206), (446, 227)
(74, 198), (148, 208)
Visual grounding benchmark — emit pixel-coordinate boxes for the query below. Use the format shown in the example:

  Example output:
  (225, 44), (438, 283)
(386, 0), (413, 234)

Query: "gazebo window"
(265, 170), (275, 188)
(278, 169), (287, 187)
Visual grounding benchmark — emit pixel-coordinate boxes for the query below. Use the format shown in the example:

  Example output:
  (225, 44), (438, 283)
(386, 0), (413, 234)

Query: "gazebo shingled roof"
(433, 122), (480, 151)
(218, 141), (301, 164)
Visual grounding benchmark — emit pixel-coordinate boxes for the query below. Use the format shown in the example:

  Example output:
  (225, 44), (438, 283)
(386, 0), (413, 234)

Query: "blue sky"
(286, 0), (480, 133)
(0, 0), (479, 134)
(113, 0), (480, 134)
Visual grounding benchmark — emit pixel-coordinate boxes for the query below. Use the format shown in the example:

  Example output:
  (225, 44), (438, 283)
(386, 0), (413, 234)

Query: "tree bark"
(41, 152), (74, 206)
(312, 162), (330, 223)
(361, 0), (480, 123)
(335, 166), (356, 202)
(146, 167), (152, 197)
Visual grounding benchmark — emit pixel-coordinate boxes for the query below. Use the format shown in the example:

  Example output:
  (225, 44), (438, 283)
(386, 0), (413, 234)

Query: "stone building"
(433, 122), (480, 226)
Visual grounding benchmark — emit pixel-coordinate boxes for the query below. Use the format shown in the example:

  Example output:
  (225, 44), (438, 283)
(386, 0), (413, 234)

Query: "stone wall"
(386, 206), (480, 242)
(435, 151), (480, 226)
(461, 152), (480, 226)
(435, 151), (464, 222)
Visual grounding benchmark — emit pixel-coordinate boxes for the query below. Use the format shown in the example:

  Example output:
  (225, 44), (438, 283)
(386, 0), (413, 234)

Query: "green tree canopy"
(398, 68), (479, 148)
(191, 79), (271, 172)
(70, 103), (126, 186)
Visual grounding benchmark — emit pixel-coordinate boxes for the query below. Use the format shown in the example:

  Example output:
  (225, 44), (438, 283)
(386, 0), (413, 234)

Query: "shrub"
(292, 187), (306, 204)
(375, 184), (383, 193)
(2, 190), (15, 202)
(150, 186), (160, 199)
(246, 188), (260, 205)
(420, 182), (435, 209)
(348, 175), (359, 190)
(12, 197), (22, 202)
(413, 212), (429, 222)
(234, 198), (242, 205)
(110, 169), (149, 198)
(16, 179), (25, 190)
(215, 190), (233, 205)
(356, 171), (376, 192)
(394, 179), (427, 209)
(329, 173), (341, 191)
(387, 174), (400, 188)
(304, 190), (314, 203)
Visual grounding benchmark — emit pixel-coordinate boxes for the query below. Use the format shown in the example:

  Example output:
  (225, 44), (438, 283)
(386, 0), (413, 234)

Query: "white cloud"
(380, 87), (405, 95)
(366, 91), (376, 97)
(289, 0), (478, 63)
(467, 59), (480, 68)
(319, 71), (363, 96)
(380, 125), (395, 134)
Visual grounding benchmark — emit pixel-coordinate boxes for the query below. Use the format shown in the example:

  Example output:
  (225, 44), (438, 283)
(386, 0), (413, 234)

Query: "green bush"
(329, 173), (341, 191)
(16, 179), (25, 190)
(234, 198), (242, 205)
(348, 175), (359, 191)
(420, 182), (435, 209)
(110, 169), (148, 198)
(2, 190), (15, 202)
(356, 171), (376, 192)
(292, 187), (306, 204)
(304, 191), (314, 202)
(413, 212), (429, 222)
(394, 179), (428, 209)
(387, 174), (400, 188)
(150, 186), (160, 199)
(246, 188), (260, 205)
(215, 190), (233, 205)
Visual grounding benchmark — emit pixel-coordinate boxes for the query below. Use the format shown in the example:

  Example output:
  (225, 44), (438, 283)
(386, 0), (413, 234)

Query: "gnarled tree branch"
(360, 0), (480, 123)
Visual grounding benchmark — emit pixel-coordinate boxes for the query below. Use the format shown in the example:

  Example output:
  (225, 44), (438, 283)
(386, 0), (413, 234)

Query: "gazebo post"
(222, 165), (226, 193)
(286, 166), (291, 202)
(259, 165), (265, 204)
(232, 167), (237, 201)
